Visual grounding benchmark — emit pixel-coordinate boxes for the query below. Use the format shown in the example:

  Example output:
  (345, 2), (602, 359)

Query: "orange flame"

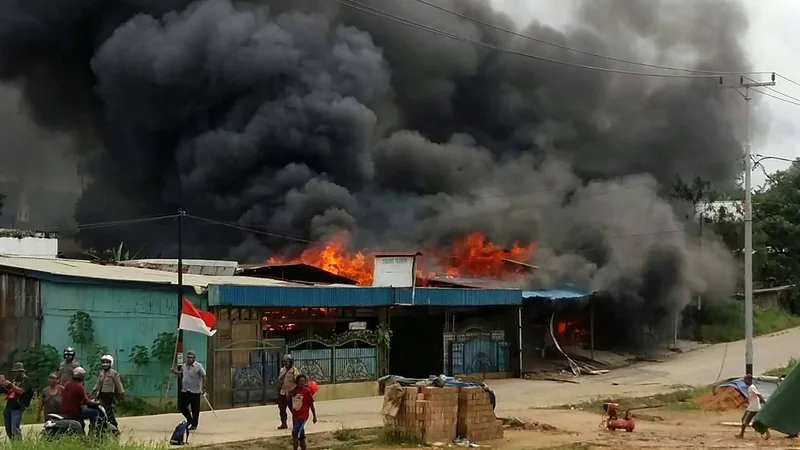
(268, 231), (536, 286)
(440, 232), (537, 278)
(268, 231), (374, 285)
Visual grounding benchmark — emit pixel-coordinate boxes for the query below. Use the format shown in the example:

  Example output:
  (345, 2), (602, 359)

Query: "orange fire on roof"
(267, 231), (537, 286)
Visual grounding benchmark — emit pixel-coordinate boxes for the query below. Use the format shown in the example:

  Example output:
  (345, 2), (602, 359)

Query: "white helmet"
(73, 367), (86, 381)
(101, 354), (114, 366)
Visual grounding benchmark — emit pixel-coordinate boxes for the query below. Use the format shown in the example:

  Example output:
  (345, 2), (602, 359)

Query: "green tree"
(752, 164), (800, 292)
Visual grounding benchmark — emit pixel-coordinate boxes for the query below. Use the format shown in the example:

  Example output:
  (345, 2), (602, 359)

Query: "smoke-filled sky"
(1, 0), (783, 319)
(492, 0), (800, 190)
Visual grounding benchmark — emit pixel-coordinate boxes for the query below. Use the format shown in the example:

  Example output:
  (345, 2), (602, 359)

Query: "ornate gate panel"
(210, 308), (284, 409)
(449, 336), (509, 375)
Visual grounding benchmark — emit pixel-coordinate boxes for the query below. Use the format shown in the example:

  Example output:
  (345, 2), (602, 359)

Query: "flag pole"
(173, 209), (186, 405)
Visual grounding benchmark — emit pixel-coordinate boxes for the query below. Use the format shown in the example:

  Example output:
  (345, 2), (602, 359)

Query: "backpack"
(169, 422), (190, 446)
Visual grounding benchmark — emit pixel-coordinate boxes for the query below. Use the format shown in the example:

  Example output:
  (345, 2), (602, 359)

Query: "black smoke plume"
(0, 0), (745, 337)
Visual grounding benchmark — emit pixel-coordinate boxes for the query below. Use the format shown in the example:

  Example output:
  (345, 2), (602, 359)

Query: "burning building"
(0, 0), (742, 372)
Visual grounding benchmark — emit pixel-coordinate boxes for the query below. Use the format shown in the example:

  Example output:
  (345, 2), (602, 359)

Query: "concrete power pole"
(738, 75), (775, 376)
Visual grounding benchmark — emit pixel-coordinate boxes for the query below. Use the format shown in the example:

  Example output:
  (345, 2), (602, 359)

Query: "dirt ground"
(202, 408), (800, 450)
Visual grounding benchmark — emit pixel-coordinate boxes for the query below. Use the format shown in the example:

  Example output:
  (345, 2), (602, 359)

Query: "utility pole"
(737, 75), (775, 376)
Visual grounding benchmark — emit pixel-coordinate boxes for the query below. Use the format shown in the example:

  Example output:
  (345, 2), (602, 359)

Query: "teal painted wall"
(40, 281), (208, 399)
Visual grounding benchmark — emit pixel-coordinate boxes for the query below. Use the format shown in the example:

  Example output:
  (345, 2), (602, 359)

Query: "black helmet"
(64, 347), (76, 357)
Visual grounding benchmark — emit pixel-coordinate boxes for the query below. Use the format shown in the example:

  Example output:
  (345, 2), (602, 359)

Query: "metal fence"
(334, 347), (377, 382)
(291, 346), (377, 384)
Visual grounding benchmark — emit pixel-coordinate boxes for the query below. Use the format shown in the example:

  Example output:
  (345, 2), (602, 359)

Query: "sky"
(490, 0), (800, 189)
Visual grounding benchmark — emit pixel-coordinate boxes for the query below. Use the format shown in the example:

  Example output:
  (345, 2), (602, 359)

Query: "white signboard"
(372, 255), (416, 287)
(348, 321), (367, 330)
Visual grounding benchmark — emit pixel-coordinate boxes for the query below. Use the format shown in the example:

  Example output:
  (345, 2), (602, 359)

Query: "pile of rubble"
(697, 386), (747, 412)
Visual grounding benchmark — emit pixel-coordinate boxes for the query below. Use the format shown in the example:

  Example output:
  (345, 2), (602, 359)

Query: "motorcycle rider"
(91, 355), (124, 427)
(57, 348), (81, 386)
(61, 367), (100, 432)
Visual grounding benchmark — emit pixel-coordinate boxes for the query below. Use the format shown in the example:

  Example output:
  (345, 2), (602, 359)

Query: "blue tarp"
(379, 375), (496, 410)
(717, 376), (781, 401)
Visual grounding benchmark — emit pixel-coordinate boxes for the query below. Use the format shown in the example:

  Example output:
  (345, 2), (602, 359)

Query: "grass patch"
(332, 426), (360, 442)
(539, 444), (595, 450)
(698, 302), (800, 343)
(200, 428), (387, 450)
(762, 358), (799, 376)
(374, 429), (425, 446)
(549, 387), (710, 413)
(0, 436), (165, 450)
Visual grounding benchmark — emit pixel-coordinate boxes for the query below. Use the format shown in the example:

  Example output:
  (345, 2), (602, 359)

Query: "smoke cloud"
(0, 0), (744, 331)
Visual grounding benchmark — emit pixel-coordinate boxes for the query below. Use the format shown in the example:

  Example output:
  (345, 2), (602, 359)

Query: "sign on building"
(372, 252), (421, 288)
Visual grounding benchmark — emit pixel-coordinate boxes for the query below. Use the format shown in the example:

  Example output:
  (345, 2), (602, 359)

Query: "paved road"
(17, 328), (800, 446)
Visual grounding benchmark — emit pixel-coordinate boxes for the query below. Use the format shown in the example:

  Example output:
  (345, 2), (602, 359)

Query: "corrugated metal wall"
(40, 280), (208, 399)
(0, 273), (41, 368)
(209, 285), (522, 307)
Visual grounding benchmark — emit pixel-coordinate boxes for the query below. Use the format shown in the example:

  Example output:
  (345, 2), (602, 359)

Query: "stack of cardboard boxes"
(456, 386), (504, 442)
(383, 385), (503, 443)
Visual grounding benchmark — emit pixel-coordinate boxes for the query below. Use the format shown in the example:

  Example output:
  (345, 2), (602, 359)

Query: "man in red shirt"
(290, 374), (317, 450)
(61, 367), (100, 431)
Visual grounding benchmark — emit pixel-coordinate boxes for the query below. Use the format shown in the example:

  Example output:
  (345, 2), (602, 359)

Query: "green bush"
(698, 300), (800, 343)
(12, 345), (60, 392)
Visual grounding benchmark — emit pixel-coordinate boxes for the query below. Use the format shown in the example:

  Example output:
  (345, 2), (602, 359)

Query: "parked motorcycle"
(41, 404), (120, 439)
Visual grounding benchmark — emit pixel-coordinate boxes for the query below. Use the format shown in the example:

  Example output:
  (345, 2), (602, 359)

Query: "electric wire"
(776, 73), (800, 89)
(751, 88), (800, 107)
(38, 213), (181, 232)
(330, 0), (736, 79)
(409, 0), (771, 76)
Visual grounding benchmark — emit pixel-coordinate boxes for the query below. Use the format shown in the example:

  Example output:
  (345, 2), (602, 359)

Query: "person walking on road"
(290, 374), (317, 450)
(58, 347), (81, 386)
(37, 373), (64, 422)
(738, 374), (770, 440)
(277, 355), (300, 430)
(92, 354), (125, 427)
(0, 362), (33, 440)
(171, 350), (206, 431)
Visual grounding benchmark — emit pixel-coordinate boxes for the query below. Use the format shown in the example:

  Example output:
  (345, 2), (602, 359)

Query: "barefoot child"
(290, 374), (317, 450)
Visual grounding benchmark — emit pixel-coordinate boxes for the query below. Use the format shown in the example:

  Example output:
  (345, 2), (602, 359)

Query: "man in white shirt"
(737, 374), (770, 439)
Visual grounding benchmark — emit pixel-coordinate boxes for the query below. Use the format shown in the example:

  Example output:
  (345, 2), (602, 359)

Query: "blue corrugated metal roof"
(395, 288), (521, 306)
(209, 285), (523, 307)
(522, 288), (591, 300)
(209, 285), (396, 307)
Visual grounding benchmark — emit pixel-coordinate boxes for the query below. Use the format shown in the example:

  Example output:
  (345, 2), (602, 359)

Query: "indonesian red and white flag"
(179, 298), (217, 336)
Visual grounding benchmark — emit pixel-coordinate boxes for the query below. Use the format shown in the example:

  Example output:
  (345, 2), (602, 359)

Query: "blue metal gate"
(226, 340), (282, 406)
(450, 338), (509, 375)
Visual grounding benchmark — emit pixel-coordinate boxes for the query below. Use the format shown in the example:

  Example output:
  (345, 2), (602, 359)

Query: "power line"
(776, 73), (800, 90)
(331, 0), (734, 79)
(188, 210), (690, 257)
(39, 213), (180, 232)
(409, 0), (769, 77)
(751, 88), (800, 107)
(185, 214), (315, 243)
(762, 86), (800, 104)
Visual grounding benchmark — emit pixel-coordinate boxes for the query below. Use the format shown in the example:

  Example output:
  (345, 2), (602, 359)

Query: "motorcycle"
(41, 404), (120, 439)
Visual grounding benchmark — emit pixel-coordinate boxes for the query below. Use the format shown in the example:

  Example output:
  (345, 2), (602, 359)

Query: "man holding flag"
(171, 298), (216, 430)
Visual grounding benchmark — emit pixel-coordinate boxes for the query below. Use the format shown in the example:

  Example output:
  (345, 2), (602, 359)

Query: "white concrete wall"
(0, 236), (58, 258)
